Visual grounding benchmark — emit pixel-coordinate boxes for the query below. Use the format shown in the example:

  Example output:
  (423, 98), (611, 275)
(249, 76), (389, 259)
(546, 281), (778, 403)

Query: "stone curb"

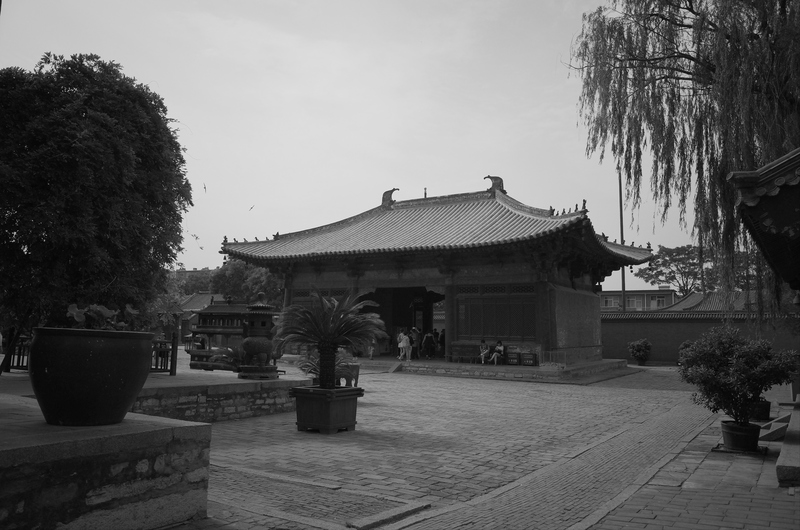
(346, 499), (431, 530)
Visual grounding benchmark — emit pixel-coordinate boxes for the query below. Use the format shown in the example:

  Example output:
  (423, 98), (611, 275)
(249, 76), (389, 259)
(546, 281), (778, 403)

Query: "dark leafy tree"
(274, 291), (386, 389)
(571, 1), (800, 284)
(637, 244), (779, 298)
(180, 270), (213, 296)
(0, 53), (192, 365)
(210, 258), (282, 307)
(634, 245), (707, 296)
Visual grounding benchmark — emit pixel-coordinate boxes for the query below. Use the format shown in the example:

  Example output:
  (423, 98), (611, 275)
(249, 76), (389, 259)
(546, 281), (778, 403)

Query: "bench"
(448, 342), (541, 365)
(450, 342), (482, 363)
(336, 364), (360, 387)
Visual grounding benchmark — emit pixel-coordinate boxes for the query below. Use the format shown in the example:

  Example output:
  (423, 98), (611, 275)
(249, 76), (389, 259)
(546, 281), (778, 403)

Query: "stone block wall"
(0, 397), (211, 530)
(546, 284), (603, 364)
(131, 379), (308, 422)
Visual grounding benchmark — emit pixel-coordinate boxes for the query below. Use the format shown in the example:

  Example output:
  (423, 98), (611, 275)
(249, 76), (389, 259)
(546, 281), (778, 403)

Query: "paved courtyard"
(176, 365), (798, 529)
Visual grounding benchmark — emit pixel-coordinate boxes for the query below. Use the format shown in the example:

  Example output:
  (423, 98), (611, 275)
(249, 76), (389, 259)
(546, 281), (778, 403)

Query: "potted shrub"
(28, 304), (154, 426)
(628, 338), (651, 366)
(678, 326), (798, 452)
(275, 290), (386, 434)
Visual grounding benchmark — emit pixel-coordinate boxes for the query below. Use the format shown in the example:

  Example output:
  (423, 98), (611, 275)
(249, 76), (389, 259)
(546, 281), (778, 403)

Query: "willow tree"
(571, 0), (800, 293)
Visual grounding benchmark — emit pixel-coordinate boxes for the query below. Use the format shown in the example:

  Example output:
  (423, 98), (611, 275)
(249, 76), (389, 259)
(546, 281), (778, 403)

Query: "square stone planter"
(289, 386), (364, 434)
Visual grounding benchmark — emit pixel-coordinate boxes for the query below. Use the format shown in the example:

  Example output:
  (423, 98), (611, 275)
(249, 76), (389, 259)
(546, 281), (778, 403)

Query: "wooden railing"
(151, 337), (178, 375)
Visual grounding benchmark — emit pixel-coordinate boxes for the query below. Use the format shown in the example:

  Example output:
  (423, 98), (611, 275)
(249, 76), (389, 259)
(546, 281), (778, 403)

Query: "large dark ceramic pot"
(720, 420), (761, 452)
(29, 327), (154, 426)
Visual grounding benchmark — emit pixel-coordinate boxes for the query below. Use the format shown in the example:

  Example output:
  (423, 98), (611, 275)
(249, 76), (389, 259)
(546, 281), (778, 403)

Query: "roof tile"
(223, 186), (652, 265)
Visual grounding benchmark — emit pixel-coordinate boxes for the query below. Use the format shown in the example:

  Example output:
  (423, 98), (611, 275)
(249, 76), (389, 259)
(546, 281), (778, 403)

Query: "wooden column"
(444, 284), (455, 361)
(282, 273), (293, 308)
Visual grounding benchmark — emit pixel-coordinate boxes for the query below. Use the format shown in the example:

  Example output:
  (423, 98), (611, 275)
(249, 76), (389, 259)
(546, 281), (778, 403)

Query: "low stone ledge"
(0, 395), (210, 530)
(776, 401), (800, 487)
(132, 378), (311, 423)
(399, 359), (626, 381)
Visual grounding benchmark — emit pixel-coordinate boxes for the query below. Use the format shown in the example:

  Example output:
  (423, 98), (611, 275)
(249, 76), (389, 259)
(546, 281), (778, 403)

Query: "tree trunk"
(318, 342), (337, 389)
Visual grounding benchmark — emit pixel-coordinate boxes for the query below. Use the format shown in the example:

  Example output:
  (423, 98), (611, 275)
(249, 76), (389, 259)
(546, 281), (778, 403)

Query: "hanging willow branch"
(569, 0), (800, 281)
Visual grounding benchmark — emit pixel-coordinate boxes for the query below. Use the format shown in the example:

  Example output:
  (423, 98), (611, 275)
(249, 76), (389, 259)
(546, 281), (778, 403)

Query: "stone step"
(759, 419), (789, 441)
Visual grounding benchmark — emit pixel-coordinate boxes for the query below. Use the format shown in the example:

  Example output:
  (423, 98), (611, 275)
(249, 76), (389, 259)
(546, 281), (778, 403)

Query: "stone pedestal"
(238, 365), (279, 380)
(0, 394), (210, 530)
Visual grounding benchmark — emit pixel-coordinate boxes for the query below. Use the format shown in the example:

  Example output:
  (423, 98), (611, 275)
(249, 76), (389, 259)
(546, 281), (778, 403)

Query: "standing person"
(397, 329), (410, 361)
(410, 327), (421, 360)
(438, 329), (446, 358)
(396, 329), (405, 360)
(432, 328), (440, 355)
(422, 329), (435, 359)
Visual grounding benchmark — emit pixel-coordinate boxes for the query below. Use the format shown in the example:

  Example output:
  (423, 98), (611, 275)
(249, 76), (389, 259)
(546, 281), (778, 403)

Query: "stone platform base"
(397, 358), (628, 382)
(776, 400), (800, 487)
(0, 394), (210, 530)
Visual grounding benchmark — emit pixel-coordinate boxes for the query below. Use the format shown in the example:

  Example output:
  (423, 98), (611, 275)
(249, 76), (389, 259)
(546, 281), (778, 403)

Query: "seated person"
(479, 339), (490, 363)
(488, 340), (505, 365)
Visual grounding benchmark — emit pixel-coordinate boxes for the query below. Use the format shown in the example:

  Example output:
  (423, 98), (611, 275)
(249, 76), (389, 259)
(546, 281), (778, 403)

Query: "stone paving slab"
(586, 417), (799, 530)
(208, 465), (428, 529)
(167, 367), (743, 529)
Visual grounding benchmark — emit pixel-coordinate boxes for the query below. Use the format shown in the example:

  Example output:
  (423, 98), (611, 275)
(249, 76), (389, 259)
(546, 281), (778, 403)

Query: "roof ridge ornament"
(382, 188), (399, 208)
(484, 175), (506, 195)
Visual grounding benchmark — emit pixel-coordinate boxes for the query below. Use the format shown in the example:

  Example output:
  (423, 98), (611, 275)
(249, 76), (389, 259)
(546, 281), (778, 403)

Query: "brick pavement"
(586, 411), (799, 530)
(165, 365), (798, 530)
(5, 361), (796, 529)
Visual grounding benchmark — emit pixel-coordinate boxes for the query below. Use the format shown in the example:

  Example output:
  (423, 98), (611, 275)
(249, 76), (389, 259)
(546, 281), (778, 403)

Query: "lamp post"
(618, 172), (626, 313)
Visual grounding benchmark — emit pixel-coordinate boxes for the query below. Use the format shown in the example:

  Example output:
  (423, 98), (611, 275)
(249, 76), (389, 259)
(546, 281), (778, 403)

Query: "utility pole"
(619, 172), (626, 313)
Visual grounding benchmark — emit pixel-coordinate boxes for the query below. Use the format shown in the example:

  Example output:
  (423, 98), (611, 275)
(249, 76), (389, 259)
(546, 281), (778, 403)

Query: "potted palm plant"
(29, 304), (154, 426)
(275, 290), (386, 434)
(678, 326), (798, 452)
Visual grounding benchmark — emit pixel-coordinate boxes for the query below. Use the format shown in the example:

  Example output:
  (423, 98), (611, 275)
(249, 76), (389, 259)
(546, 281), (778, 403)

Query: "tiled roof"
(660, 292), (704, 311)
(601, 311), (769, 321)
(222, 180), (652, 266)
(727, 148), (800, 290)
(179, 293), (225, 312)
(196, 301), (249, 315)
(688, 291), (757, 311)
(660, 291), (758, 312)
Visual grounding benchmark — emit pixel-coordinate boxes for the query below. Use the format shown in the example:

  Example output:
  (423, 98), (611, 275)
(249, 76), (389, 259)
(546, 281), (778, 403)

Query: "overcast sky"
(0, 0), (694, 290)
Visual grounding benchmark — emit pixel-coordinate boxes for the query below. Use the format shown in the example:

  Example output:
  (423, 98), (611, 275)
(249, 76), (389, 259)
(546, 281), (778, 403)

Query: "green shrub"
(678, 326), (798, 425)
(628, 338), (651, 362)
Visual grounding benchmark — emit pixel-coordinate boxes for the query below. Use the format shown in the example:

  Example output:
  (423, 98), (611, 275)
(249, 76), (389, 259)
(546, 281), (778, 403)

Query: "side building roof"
(727, 148), (800, 290)
(180, 292), (225, 312)
(221, 177), (652, 267)
(660, 291), (759, 312)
